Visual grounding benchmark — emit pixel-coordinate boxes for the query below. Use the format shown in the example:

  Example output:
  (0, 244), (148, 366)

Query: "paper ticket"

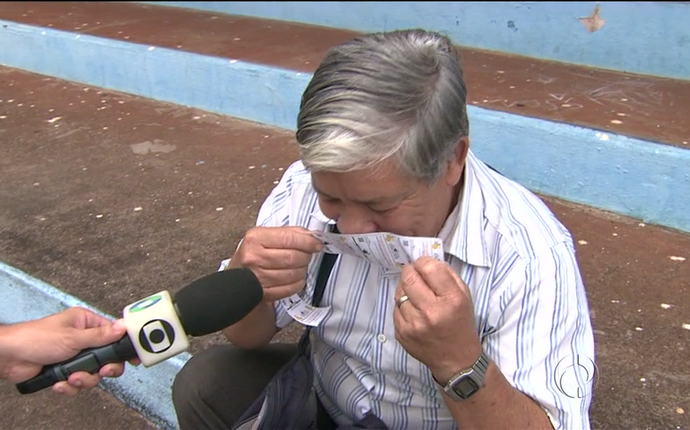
(278, 290), (331, 327)
(311, 230), (445, 273)
(219, 257), (332, 327)
(219, 227), (445, 328)
(279, 230), (445, 326)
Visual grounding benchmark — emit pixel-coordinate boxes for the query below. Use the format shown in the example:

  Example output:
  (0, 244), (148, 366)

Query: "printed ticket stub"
(219, 257), (331, 327)
(279, 288), (332, 327)
(310, 230), (445, 275)
(220, 228), (445, 327)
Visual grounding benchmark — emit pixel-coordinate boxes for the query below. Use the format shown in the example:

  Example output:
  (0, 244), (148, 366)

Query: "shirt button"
(377, 334), (387, 343)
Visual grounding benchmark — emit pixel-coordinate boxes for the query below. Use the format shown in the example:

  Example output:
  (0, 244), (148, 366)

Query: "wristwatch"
(434, 350), (490, 401)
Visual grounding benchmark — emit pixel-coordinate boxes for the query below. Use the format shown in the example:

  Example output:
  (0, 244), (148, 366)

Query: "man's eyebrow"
(311, 182), (330, 198)
(312, 181), (406, 205)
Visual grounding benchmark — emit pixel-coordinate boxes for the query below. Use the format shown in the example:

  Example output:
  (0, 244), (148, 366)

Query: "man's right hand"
(229, 226), (324, 302)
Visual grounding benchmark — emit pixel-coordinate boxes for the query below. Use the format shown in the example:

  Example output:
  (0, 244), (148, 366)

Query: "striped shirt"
(244, 149), (595, 430)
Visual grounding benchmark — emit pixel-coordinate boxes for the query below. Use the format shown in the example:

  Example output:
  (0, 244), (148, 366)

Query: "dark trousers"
(172, 343), (337, 430)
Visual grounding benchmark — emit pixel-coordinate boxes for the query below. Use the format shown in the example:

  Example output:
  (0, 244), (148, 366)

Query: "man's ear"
(444, 137), (470, 187)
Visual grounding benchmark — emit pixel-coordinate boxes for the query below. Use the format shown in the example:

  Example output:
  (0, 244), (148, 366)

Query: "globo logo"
(138, 319), (176, 353)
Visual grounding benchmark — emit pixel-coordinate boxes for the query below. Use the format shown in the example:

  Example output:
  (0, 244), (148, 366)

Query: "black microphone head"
(173, 268), (263, 337)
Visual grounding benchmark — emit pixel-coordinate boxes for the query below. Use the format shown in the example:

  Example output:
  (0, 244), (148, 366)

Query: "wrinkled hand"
(393, 257), (482, 384)
(1, 307), (139, 396)
(230, 226), (323, 302)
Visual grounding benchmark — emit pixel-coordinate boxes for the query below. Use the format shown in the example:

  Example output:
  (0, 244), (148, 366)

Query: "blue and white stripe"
(246, 149), (595, 429)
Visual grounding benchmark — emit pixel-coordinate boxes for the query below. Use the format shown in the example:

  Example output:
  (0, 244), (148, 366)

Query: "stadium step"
(0, 1), (688, 147)
(0, 2), (688, 430)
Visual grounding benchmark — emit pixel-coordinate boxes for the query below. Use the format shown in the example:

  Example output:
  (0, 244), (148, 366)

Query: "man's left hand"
(393, 256), (482, 384)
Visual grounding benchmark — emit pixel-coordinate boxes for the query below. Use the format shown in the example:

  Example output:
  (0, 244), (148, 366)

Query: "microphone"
(15, 267), (263, 394)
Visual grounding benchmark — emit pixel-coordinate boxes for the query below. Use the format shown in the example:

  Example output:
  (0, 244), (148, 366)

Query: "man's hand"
(230, 226), (324, 302)
(0, 307), (139, 396)
(393, 256), (482, 384)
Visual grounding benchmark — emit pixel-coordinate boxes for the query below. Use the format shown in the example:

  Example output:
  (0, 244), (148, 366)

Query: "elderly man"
(172, 29), (595, 429)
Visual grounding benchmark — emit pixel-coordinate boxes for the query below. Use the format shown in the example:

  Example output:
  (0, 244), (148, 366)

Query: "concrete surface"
(147, 1), (690, 80)
(0, 2), (688, 430)
(1, 66), (688, 430)
(0, 378), (158, 430)
(1, 1), (688, 147)
(1, 3), (689, 234)
(0, 66), (306, 430)
(0, 258), (190, 429)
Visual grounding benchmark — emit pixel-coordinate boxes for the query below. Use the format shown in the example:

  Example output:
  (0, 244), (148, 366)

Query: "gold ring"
(396, 295), (410, 308)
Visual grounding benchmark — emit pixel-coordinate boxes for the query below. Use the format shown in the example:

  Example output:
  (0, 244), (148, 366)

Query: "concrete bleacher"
(0, 2), (688, 429)
(2, 2), (688, 233)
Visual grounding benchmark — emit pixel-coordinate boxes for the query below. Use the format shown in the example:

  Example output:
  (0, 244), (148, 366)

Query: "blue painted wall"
(1, 19), (688, 233)
(148, 1), (690, 80)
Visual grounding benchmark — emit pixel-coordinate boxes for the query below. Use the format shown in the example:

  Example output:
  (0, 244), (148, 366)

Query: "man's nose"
(336, 206), (378, 235)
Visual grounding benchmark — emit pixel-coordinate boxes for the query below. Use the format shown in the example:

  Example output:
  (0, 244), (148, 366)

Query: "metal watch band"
(441, 349), (490, 401)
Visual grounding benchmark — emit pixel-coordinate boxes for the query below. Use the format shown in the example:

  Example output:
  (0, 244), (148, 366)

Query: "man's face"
(311, 140), (468, 238)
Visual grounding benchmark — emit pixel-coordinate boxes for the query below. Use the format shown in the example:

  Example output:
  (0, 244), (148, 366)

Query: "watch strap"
(438, 349), (490, 401)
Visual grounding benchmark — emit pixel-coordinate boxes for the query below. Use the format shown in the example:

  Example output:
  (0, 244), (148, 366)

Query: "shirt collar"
(437, 150), (492, 268)
(308, 208), (335, 232)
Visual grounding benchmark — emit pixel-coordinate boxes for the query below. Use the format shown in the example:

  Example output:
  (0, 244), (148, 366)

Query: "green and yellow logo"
(129, 294), (162, 313)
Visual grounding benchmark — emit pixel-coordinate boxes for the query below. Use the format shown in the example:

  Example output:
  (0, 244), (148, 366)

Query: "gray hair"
(296, 29), (470, 183)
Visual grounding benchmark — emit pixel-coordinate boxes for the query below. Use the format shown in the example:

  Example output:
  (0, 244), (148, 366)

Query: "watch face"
(453, 377), (480, 398)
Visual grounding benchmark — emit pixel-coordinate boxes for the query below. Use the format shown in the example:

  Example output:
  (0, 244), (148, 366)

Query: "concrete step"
(0, 2), (689, 430)
(1, 64), (689, 430)
(0, 1), (688, 148)
(1, 1), (688, 236)
(0, 377), (158, 430)
(0, 65), (306, 429)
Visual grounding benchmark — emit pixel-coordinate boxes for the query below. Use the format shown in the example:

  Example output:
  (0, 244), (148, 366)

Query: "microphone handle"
(15, 334), (138, 394)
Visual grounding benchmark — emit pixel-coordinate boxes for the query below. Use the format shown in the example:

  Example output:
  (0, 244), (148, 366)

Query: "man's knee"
(172, 345), (228, 413)
(172, 342), (298, 428)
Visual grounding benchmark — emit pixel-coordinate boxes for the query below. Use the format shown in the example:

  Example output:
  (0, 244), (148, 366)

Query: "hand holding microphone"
(12, 267), (264, 395)
(0, 308), (135, 396)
